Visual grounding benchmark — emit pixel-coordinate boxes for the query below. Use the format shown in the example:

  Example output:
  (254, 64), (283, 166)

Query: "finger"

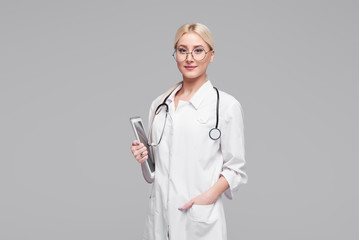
(135, 152), (143, 161)
(131, 141), (143, 151)
(132, 140), (140, 146)
(139, 146), (147, 154)
(178, 200), (194, 210)
(137, 151), (148, 164)
(131, 144), (144, 154)
(131, 145), (140, 155)
(137, 150), (148, 158)
(134, 146), (147, 156)
(130, 140), (140, 152)
(139, 155), (148, 164)
(136, 143), (145, 150)
(140, 150), (148, 159)
(132, 147), (147, 158)
(135, 148), (148, 160)
(132, 143), (144, 150)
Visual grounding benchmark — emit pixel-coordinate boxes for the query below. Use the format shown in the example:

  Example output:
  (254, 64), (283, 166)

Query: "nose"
(186, 52), (194, 62)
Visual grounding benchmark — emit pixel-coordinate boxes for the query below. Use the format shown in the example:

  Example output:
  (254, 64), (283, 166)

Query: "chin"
(181, 71), (205, 80)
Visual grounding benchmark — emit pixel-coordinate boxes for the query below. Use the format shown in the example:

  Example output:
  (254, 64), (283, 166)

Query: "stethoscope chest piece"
(209, 127), (221, 140)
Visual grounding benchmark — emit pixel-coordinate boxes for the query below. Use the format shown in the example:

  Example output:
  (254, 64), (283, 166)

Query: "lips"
(184, 66), (197, 70)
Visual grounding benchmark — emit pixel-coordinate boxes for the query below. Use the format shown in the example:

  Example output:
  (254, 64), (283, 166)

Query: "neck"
(180, 74), (208, 96)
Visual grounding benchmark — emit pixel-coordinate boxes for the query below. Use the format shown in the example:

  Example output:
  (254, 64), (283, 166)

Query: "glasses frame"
(172, 47), (213, 62)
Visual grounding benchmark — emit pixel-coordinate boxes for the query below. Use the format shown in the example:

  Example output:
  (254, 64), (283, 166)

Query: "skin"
(173, 32), (214, 109)
(130, 31), (229, 211)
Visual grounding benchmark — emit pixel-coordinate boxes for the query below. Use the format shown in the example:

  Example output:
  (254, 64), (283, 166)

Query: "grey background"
(1, 0), (358, 239)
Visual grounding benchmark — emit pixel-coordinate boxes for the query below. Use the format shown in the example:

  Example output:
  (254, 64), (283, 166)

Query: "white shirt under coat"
(143, 80), (247, 240)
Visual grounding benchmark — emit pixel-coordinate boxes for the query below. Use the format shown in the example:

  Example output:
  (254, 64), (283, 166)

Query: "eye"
(193, 48), (204, 54)
(178, 48), (187, 53)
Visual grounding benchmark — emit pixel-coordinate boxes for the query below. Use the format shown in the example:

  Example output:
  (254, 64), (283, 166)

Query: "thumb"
(178, 200), (194, 211)
(132, 140), (140, 146)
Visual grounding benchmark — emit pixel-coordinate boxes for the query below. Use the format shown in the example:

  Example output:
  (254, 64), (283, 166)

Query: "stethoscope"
(149, 86), (221, 147)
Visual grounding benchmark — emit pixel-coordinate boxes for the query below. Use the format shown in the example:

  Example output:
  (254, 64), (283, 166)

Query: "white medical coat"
(143, 80), (247, 240)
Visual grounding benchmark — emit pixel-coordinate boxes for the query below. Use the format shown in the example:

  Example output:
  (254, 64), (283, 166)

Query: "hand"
(130, 140), (148, 164)
(178, 189), (219, 210)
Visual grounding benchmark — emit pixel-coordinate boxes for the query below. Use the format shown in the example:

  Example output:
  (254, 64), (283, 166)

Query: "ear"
(209, 50), (215, 63)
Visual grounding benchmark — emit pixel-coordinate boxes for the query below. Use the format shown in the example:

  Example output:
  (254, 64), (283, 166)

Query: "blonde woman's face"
(175, 32), (214, 80)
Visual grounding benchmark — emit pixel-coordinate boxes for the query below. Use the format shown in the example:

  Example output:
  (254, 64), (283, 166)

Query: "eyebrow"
(177, 44), (204, 48)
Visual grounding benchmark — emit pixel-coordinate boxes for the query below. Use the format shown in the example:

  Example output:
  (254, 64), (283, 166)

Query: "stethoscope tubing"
(150, 85), (221, 145)
(209, 86), (221, 140)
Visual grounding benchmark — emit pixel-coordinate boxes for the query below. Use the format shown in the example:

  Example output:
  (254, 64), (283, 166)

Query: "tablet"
(130, 116), (155, 181)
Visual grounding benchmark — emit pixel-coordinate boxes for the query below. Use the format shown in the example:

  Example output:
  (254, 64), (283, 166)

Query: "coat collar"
(167, 80), (213, 110)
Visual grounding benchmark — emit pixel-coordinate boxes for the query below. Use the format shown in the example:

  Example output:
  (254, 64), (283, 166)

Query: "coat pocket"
(188, 203), (216, 223)
(196, 111), (210, 124)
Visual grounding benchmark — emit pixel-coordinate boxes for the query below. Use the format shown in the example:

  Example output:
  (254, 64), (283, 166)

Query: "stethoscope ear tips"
(209, 128), (221, 140)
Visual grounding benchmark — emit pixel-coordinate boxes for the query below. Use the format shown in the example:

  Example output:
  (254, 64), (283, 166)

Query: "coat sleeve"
(219, 100), (248, 200)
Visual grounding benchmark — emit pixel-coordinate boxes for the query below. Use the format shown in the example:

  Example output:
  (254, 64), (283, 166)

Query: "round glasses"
(172, 47), (212, 62)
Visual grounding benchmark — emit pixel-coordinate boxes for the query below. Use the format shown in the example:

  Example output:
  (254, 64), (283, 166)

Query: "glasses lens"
(175, 48), (187, 62)
(193, 48), (206, 61)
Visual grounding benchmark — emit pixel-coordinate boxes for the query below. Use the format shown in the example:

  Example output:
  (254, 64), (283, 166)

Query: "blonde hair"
(174, 23), (214, 51)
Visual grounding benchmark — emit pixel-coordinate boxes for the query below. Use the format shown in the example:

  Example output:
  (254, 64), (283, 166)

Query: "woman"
(130, 23), (247, 240)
